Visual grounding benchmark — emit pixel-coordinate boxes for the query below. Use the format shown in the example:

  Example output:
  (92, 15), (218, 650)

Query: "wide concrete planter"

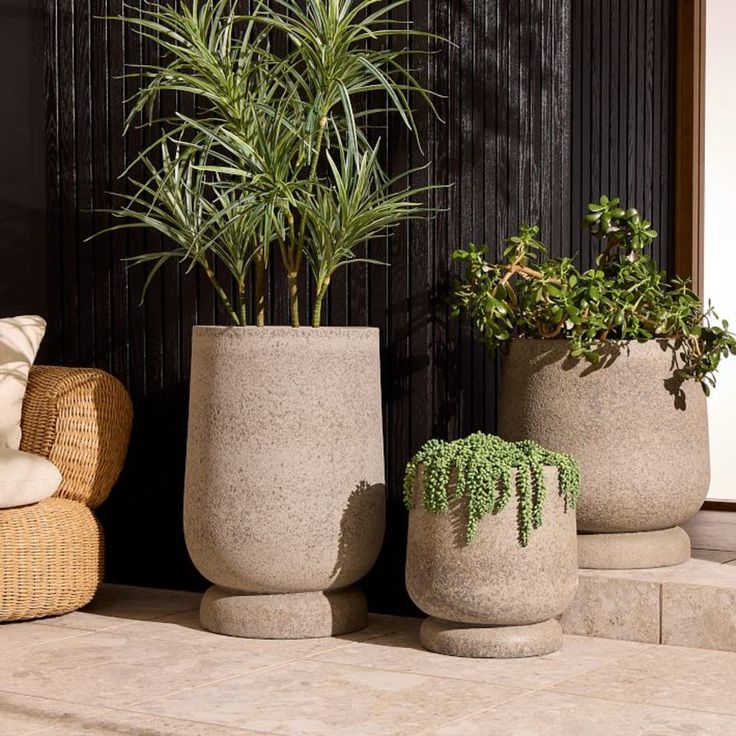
(183, 327), (386, 638)
(406, 467), (578, 658)
(498, 338), (710, 569)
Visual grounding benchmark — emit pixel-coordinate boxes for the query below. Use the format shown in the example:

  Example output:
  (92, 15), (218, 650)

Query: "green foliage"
(403, 433), (580, 547)
(93, 0), (440, 327)
(451, 196), (736, 394)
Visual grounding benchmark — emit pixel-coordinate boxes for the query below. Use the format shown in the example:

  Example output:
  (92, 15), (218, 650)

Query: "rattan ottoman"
(0, 366), (132, 622)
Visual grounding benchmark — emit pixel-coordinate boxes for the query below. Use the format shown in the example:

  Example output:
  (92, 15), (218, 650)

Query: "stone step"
(561, 558), (736, 652)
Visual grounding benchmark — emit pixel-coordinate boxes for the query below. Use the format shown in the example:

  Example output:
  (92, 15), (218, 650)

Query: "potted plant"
(451, 197), (736, 569)
(97, 0), (439, 638)
(404, 433), (580, 658)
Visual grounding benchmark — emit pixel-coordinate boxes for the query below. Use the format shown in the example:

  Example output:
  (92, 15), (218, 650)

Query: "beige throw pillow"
(0, 447), (62, 508)
(0, 315), (46, 449)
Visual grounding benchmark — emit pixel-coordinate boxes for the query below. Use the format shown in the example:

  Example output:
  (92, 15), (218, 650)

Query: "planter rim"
(192, 325), (379, 337)
(507, 336), (678, 346)
(414, 461), (563, 473)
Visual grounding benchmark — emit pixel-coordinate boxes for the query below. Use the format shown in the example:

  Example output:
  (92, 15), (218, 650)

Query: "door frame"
(674, 0), (706, 296)
(679, 0), (736, 510)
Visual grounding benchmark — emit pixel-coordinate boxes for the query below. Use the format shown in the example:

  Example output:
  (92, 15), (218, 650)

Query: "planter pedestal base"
(199, 585), (368, 639)
(578, 526), (691, 569)
(419, 617), (562, 658)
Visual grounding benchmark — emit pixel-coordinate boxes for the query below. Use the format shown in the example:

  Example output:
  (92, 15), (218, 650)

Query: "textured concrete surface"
(692, 547), (736, 562)
(420, 616), (563, 658)
(4, 584), (736, 736)
(578, 526), (691, 569)
(683, 509), (736, 551)
(549, 644), (736, 717)
(183, 327), (385, 637)
(426, 691), (736, 735)
(406, 466), (577, 656)
(200, 585), (368, 639)
(498, 338), (710, 535)
(561, 574), (661, 643)
(563, 556), (736, 652)
(662, 583), (736, 651)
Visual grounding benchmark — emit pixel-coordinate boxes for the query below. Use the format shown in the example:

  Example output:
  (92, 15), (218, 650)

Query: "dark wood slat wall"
(39, 0), (673, 610)
(571, 0), (676, 272)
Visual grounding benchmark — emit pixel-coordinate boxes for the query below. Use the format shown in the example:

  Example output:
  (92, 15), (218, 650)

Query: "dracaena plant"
(94, 0), (439, 327)
(451, 196), (736, 394)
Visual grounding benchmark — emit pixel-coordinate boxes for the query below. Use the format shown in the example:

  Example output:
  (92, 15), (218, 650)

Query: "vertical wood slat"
(91, 0), (111, 376)
(570, 0), (676, 276)
(44, 0), (61, 361)
(44, 1), (581, 608)
(57, 1), (79, 365)
(74, 0), (94, 366)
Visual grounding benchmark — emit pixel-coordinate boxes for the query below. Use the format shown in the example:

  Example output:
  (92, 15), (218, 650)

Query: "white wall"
(705, 0), (736, 500)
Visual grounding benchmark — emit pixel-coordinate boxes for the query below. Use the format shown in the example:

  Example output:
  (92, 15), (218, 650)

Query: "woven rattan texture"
(1, 366), (132, 622)
(19, 366), (133, 508)
(0, 498), (103, 621)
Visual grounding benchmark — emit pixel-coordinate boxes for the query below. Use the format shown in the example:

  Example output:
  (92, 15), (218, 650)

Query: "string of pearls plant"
(403, 433), (580, 546)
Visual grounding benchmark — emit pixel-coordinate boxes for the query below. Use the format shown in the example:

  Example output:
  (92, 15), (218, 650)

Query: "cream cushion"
(0, 315), (46, 449)
(0, 447), (62, 509)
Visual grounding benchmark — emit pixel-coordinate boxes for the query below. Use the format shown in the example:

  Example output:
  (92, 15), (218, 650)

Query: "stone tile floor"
(3, 582), (736, 735)
(687, 509), (736, 562)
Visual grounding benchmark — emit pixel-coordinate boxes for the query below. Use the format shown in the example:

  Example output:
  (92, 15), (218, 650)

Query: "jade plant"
(451, 196), (736, 394)
(94, 0), (439, 327)
(403, 433), (580, 547)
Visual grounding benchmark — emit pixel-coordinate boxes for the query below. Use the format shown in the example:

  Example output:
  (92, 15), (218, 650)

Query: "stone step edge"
(561, 559), (736, 653)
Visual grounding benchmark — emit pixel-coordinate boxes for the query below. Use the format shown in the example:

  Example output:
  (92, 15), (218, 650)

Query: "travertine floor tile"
(39, 584), (201, 631)
(112, 609), (420, 656)
(0, 621), (95, 653)
(9, 585), (736, 736)
(683, 511), (736, 552)
(692, 548), (736, 563)
(33, 708), (270, 736)
(662, 583), (736, 651)
(561, 575), (660, 643)
(575, 561), (691, 583)
(309, 628), (651, 690)
(0, 693), (261, 736)
(0, 627), (297, 708)
(0, 692), (106, 736)
(662, 558), (736, 586)
(422, 691), (736, 735)
(130, 659), (527, 736)
(551, 644), (736, 714)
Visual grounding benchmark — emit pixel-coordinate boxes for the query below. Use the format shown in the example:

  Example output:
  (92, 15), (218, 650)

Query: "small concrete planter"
(498, 338), (710, 569)
(183, 327), (385, 639)
(406, 467), (578, 658)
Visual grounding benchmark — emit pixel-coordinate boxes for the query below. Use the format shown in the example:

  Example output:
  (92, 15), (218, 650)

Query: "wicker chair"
(0, 366), (133, 622)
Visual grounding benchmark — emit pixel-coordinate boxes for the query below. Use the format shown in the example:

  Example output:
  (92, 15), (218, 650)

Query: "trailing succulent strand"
(403, 433), (580, 547)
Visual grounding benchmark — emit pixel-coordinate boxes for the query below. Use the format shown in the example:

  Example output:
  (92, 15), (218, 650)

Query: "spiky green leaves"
(403, 433), (580, 547)
(96, 0), (441, 327)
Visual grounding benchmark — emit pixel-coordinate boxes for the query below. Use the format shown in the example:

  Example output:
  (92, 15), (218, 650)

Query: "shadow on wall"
(97, 379), (206, 592)
(331, 481), (387, 588)
(0, 0), (47, 322)
(362, 0), (563, 615)
(466, 0), (562, 230)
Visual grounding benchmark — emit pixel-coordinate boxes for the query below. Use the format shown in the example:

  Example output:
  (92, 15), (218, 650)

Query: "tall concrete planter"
(183, 327), (386, 638)
(499, 338), (710, 569)
(406, 467), (578, 658)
